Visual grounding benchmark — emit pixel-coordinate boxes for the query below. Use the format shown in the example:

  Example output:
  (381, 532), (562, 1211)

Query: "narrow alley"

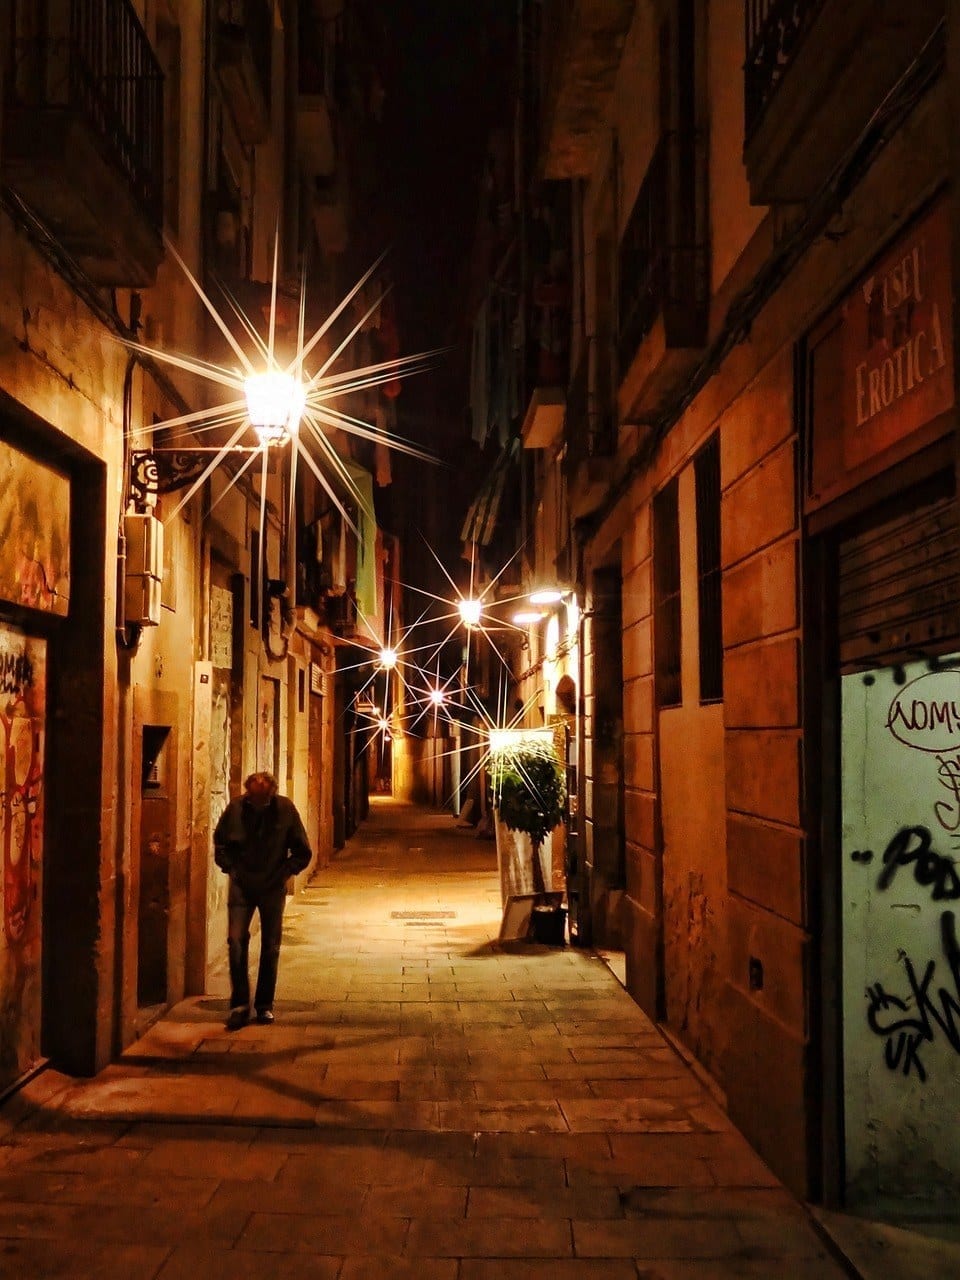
(0, 800), (876, 1279)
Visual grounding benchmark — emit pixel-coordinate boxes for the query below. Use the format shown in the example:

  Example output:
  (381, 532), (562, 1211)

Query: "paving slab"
(0, 797), (930, 1277)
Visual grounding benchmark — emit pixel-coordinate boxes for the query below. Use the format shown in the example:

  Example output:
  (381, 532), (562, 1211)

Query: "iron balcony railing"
(617, 129), (710, 368)
(5, 0), (163, 227)
(744, 0), (826, 143)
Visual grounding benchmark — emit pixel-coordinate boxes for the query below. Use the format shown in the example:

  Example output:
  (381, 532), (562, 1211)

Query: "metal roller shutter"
(838, 483), (960, 671)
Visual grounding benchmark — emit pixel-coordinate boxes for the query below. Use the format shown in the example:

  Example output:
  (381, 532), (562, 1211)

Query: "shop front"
(805, 195), (960, 1211)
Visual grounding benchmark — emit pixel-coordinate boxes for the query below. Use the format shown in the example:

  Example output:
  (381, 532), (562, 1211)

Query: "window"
(695, 435), (723, 702)
(653, 478), (682, 707)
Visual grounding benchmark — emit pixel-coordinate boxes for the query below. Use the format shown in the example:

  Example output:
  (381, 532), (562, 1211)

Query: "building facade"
(0, 0), (398, 1095)
(465, 0), (960, 1212)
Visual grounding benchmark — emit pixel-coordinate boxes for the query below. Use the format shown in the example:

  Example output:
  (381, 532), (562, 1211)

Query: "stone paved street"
(0, 800), (919, 1277)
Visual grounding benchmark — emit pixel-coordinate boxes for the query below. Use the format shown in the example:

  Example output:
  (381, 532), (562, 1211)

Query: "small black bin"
(531, 904), (567, 946)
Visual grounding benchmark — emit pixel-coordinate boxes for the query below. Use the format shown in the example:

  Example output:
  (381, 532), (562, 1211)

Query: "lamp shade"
(459, 597), (483, 628)
(244, 372), (306, 445)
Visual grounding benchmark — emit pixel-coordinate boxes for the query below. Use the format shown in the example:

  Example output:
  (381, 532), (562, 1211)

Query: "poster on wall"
(0, 623), (46, 1091)
(0, 441), (70, 616)
(842, 657), (960, 1209)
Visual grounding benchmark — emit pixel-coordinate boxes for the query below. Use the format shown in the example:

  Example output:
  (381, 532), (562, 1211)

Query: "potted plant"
(490, 730), (567, 943)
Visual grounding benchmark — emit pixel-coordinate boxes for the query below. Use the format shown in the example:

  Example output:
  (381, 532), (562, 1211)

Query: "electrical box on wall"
(124, 513), (163, 626)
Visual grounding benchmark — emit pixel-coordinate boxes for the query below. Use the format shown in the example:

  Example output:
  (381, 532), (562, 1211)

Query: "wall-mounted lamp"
(243, 371), (307, 447)
(459, 597), (483, 628)
(529, 586), (566, 606)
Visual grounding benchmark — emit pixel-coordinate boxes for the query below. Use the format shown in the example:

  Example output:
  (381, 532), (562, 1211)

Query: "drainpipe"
(573, 605), (597, 948)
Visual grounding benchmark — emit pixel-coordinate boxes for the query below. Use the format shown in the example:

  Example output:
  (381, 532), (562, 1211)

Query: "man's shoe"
(226, 1007), (250, 1031)
(255, 1008), (274, 1025)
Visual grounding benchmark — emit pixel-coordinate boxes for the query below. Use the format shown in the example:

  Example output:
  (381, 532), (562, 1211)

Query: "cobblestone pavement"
(0, 799), (920, 1277)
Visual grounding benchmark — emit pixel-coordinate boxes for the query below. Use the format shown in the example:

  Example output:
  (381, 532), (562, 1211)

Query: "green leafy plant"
(491, 736), (566, 894)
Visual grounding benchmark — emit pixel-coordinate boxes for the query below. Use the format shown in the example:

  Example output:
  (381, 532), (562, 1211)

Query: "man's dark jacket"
(214, 795), (312, 894)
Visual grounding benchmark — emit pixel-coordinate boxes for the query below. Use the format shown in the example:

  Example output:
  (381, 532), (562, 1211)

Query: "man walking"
(214, 771), (312, 1029)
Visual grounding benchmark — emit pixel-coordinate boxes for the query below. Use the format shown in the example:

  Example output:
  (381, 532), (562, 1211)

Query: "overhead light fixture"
(459, 597), (483, 628)
(244, 371), (307, 447)
(512, 609), (544, 626)
(528, 586), (565, 606)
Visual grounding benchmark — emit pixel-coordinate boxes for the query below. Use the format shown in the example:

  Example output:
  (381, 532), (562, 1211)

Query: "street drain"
(390, 910), (456, 920)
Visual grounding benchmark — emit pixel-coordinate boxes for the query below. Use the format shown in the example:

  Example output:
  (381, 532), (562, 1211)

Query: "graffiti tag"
(866, 909), (960, 1082)
(0, 652), (34, 697)
(873, 825), (960, 901)
(887, 669), (960, 753)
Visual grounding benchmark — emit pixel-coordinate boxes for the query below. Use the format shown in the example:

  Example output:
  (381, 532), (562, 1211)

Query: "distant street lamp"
(529, 586), (565, 606)
(459, 597), (483, 628)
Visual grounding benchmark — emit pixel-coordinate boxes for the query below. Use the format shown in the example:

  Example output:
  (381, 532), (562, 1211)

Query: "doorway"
(137, 724), (172, 1007)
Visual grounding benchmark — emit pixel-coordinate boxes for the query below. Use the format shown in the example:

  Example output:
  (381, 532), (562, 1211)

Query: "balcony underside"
(618, 312), (702, 426)
(540, 0), (635, 179)
(569, 452), (616, 519)
(2, 107), (162, 287)
(522, 386), (565, 449)
(745, 0), (941, 204)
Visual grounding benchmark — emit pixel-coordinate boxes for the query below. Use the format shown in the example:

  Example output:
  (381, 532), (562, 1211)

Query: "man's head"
(243, 771), (278, 808)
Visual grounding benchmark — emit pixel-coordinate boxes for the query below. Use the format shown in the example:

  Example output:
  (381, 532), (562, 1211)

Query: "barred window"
(653, 477), (682, 707)
(695, 435), (723, 702)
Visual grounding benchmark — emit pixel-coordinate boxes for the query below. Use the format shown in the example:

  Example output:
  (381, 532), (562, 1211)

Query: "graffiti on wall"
(0, 441), (70, 616)
(849, 669), (960, 1085)
(0, 624), (46, 1088)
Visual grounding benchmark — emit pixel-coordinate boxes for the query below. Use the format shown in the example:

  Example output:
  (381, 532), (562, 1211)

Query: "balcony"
(216, 0), (273, 145)
(617, 130), (709, 423)
(1, 0), (163, 287)
(744, 0), (941, 204)
(538, 0), (636, 178)
(564, 338), (616, 519)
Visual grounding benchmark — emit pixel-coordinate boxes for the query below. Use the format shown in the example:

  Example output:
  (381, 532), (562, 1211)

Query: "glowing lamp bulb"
(459, 597), (482, 628)
(377, 717), (391, 734)
(244, 371), (306, 446)
(379, 647), (398, 670)
(529, 587), (564, 606)
(429, 688), (445, 706)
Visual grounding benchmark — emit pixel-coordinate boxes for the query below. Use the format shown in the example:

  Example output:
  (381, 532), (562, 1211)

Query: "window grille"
(695, 435), (723, 702)
(653, 478), (682, 707)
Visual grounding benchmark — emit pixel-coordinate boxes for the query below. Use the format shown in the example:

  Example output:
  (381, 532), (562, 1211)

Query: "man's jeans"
(227, 878), (287, 1012)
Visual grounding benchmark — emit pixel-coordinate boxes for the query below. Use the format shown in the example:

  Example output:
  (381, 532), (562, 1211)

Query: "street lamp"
(529, 586), (565, 606)
(243, 371), (307, 447)
(378, 646), (398, 670)
(459, 597), (483, 628)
